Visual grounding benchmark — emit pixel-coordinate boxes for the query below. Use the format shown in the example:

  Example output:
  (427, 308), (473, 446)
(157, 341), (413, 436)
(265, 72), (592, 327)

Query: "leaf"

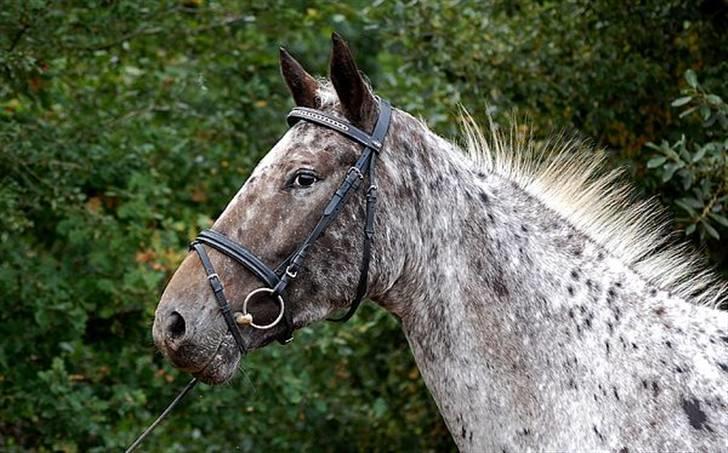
(679, 106), (697, 118)
(691, 145), (708, 162)
(685, 223), (696, 235)
(671, 96), (692, 107)
(646, 156), (666, 168)
(701, 220), (720, 240)
(685, 69), (698, 88)
(705, 94), (723, 105)
(685, 197), (704, 209)
(708, 212), (728, 227)
(674, 199), (697, 217)
(700, 105), (711, 121)
(661, 163), (678, 182)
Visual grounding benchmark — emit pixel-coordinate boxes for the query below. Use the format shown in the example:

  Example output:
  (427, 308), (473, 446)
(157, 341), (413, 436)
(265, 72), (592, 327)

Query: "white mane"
(314, 80), (726, 309)
(460, 112), (727, 309)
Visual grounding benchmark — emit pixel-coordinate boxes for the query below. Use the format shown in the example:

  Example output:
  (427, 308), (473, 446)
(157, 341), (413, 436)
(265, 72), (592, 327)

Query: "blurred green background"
(1, 1), (726, 451)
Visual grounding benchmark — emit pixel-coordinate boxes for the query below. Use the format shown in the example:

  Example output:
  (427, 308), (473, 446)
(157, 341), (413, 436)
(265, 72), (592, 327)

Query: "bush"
(0, 1), (725, 451)
(646, 69), (728, 244)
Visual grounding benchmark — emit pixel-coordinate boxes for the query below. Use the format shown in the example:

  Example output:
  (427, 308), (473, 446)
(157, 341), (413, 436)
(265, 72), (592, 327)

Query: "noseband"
(190, 99), (392, 352)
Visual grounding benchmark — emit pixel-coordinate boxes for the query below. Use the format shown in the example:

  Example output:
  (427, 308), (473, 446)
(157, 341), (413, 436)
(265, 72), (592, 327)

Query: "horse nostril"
(166, 311), (186, 340)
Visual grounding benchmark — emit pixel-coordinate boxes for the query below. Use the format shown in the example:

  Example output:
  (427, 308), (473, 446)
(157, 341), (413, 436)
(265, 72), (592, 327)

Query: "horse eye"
(293, 171), (318, 188)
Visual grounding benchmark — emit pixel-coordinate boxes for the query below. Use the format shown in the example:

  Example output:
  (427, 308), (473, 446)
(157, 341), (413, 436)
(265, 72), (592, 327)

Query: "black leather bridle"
(190, 99), (392, 352)
(126, 99), (393, 452)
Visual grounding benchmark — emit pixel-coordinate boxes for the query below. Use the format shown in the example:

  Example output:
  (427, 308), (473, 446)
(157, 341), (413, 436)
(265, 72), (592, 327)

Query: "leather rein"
(126, 99), (392, 452)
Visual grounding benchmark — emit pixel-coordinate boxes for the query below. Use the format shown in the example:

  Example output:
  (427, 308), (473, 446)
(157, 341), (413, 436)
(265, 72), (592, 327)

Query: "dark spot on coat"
(568, 308), (574, 318)
(682, 397), (711, 431)
(720, 336), (728, 344)
(613, 386), (620, 401)
(717, 362), (728, 373)
(567, 286), (574, 296)
(492, 279), (509, 298)
(571, 269), (580, 280)
(605, 340), (610, 354)
(665, 340), (672, 348)
(654, 306), (665, 316)
(649, 288), (657, 296)
(652, 382), (660, 398)
(461, 426), (467, 438)
(593, 425), (605, 441)
(631, 342), (638, 350)
(619, 448), (629, 453)
(479, 192), (489, 204)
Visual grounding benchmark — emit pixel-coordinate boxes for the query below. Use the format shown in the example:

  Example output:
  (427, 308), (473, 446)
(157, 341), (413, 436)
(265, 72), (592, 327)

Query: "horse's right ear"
(280, 47), (319, 108)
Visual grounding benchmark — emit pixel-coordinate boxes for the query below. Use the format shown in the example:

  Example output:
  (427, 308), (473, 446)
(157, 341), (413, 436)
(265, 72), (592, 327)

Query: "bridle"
(126, 98), (392, 452)
(191, 98), (392, 352)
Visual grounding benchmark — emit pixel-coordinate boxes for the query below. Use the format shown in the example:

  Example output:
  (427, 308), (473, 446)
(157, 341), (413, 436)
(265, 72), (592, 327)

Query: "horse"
(152, 34), (728, 451)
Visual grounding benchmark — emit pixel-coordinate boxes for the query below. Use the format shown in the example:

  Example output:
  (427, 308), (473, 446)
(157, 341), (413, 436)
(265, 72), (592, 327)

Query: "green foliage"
(646, 70), (728, 241)
(0, 0), (725, 451)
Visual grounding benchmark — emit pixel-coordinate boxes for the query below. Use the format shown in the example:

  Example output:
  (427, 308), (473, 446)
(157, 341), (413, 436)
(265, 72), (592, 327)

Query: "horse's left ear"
(280, 47), (319, 108)
(329, 32), (377, 130)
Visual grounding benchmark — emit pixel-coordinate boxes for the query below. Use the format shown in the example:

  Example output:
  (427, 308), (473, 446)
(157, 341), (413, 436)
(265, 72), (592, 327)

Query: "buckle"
(347, 166), (364, 180)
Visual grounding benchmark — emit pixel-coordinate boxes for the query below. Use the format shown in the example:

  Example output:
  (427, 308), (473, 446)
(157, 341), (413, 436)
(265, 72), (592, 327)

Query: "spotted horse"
(152, 34), (728, 452)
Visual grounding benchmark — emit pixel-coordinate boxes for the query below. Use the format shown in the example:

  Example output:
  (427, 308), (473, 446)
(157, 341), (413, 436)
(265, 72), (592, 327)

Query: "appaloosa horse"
(153, 34), (728, 451)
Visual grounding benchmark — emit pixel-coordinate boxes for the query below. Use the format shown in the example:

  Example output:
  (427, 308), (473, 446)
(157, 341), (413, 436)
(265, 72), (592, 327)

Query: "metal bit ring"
(240, 287), (285, 330)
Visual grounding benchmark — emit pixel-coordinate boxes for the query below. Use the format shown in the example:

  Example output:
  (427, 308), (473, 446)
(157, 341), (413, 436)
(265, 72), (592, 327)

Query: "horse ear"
(329, 32), (377, 129)
(280, 47), (319, 108)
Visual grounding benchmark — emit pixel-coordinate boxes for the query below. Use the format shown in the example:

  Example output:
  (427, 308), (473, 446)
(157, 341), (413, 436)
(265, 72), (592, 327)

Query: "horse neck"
(373, 113), (661, 447)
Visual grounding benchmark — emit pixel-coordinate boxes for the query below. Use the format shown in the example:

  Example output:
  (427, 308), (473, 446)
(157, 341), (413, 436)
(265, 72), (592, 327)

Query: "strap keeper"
(347, 166), (364, 180)
(285, 265), (298, 279)
(207, 273), (224, 292)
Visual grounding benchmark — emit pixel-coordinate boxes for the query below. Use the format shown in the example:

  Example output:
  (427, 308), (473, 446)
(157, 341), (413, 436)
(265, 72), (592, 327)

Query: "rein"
(126, 99), (392, 451)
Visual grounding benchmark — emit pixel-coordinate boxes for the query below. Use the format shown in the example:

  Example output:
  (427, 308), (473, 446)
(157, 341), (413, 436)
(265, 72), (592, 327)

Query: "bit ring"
(241, 287), (285, 330)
